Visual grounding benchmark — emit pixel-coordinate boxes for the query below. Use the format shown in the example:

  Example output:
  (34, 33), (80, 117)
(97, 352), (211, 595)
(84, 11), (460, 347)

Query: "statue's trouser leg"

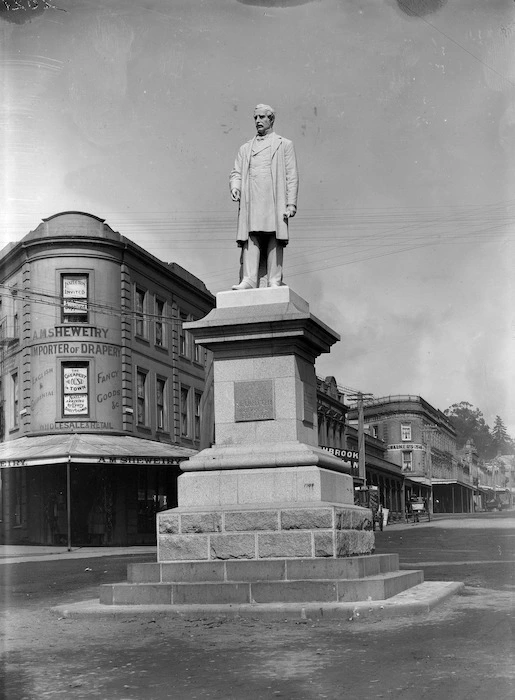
(266, 235), (283, 287)
(240, 234), (261, 288)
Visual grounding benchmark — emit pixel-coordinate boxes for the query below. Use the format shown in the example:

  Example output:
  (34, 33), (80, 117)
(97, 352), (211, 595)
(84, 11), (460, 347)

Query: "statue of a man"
(230, 104), (299, 290)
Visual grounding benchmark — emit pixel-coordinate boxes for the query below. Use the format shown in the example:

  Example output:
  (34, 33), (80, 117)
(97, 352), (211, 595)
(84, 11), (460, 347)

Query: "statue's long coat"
(230, 132), (299, 244)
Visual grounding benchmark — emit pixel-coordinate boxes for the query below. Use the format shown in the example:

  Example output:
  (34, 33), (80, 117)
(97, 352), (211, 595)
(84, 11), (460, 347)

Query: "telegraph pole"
(421, 425), (438, 515)
(348, 391), (373, 486)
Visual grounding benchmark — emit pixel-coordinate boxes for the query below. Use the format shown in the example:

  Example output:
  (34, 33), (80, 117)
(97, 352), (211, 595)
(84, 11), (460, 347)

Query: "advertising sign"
(63, 394), (88, 415)
(63, 366), (88, 393)
(63, 276), (88, 314)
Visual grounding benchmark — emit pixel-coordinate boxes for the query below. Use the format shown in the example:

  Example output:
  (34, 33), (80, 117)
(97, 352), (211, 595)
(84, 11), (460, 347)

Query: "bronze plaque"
(234, 380), (274, 422)
(303, 383), (317, 425)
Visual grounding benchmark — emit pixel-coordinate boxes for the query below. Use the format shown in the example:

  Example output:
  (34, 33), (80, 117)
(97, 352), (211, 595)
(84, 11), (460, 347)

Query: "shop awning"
(0, 434), (197, 467)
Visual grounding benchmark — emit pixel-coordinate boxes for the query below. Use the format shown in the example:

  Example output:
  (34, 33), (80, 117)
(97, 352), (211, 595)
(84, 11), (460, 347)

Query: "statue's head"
(254, 104), (275, 135)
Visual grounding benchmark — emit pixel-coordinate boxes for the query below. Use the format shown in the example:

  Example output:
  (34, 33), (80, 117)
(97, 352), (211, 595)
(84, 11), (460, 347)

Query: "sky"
(1, 0), (514, 434)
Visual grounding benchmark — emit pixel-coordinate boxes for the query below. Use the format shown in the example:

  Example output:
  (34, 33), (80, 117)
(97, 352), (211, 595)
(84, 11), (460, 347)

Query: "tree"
(444, 402), (495, 459)
(491, 415), (514, 455)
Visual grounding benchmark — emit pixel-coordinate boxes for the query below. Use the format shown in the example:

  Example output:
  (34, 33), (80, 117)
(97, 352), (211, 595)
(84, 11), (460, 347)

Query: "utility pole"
(421, 425), (438, 515)
(348, 391), (373, 486)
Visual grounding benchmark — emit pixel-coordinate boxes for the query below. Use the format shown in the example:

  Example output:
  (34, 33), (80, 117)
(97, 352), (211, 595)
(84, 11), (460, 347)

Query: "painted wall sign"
(33, 326), (109, 340)
(32, 343), (120, 356)
(38, 421), (113, 430)
(97, 456), (179, 465)
(321, 446), (359, 464)
(388, 443), (425, 451)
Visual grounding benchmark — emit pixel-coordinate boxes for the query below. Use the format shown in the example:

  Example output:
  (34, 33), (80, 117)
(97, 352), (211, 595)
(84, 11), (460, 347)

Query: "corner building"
(0, 212), (214, 545)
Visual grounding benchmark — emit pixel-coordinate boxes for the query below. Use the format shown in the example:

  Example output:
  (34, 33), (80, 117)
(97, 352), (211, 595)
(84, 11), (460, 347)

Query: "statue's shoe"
(231, 280), (255, 290)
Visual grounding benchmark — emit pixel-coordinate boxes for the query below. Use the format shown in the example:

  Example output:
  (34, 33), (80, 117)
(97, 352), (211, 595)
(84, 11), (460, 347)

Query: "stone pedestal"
(100, 287), (424, 606)
(157, 288), (375, 568)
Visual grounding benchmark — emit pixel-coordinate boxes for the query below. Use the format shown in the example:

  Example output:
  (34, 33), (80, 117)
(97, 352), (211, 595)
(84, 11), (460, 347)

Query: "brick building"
(0, 212), (214, 545)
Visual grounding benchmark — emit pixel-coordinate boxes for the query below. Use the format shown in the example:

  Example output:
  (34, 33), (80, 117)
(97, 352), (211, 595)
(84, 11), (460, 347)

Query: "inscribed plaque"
(234, 380), (274, 422)
(303, 382), (316, 425)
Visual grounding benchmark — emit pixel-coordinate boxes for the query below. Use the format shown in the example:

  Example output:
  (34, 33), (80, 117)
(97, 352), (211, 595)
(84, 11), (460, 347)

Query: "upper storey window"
(401, 423), (412, 441)
(135, 287), (147, 338)
(62, 274), (89, 323)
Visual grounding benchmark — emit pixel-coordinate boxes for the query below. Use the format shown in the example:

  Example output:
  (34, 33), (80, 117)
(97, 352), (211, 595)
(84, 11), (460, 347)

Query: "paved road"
(1, 512), (513, 699)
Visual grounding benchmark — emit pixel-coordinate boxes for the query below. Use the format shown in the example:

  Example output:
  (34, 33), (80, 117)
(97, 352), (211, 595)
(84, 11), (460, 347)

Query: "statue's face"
(254, 111), (273, 135)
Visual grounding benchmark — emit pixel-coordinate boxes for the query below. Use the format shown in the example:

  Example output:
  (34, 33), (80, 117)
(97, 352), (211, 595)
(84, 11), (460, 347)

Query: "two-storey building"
(317, 377), (405, 520)
(346, 395), (475, 513)
(0, 212), (214, 546)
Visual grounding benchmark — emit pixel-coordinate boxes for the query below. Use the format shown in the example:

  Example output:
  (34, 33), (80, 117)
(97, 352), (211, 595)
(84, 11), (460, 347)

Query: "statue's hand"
(284, 205), (296, 219)
(231, 188), (241, 202)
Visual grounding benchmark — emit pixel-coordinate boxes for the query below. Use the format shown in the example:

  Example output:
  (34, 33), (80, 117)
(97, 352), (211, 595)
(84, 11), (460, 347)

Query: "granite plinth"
(156, 503), (374, 563)
(177, 466), (354, 507)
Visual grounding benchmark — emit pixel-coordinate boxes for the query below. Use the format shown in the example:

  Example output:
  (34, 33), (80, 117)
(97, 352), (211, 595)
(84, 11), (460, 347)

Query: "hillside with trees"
(444, 402), (514, 460)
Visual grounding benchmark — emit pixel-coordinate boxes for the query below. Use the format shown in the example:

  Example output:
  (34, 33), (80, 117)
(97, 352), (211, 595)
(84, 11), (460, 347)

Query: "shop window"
(135, 287), (147, 338)
(137, 370), (148, 425)
(62, 274), (89, 323)
(137, 469), (170, 534)
(155, 298), (166, 347)
(180, 386), (190, 436)
(194, 391), (202, 440)
(402, 451), (413, 471)
(12, 468), (23, 526)
(62, 363), (89, 417)
(156, 377), (166, 430)
(12, 372), (18, 427)
(401, 423), (412, 441)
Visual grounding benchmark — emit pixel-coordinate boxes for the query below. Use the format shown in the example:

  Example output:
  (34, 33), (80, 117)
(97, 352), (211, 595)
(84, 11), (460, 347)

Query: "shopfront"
(0, 434), (195, 546)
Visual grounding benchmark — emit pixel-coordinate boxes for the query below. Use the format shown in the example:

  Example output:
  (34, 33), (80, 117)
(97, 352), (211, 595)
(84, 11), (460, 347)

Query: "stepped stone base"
(99, 554), (424, 605)
(157, 503), (374, 562)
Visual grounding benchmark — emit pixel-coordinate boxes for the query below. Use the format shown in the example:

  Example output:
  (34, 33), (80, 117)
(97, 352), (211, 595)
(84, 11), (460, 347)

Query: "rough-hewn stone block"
(158, 513), (180, 534)
(209, 533), (256, 560)
(352, 508), (373, 531)
(258, 532), (312, 558)
(225, 510), (279, 532)
(181, 513), (222, 533)
(335, 508), (353, 530)
(335, 530), (374, 557)
(158, 535), (209, 562)
(281, 508), (332, 530)
(313, 531), (335, 557)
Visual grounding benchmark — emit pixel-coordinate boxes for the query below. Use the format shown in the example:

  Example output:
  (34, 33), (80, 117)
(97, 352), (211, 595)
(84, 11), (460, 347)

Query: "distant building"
(480, 455), (514, 510)
(317, 377), (405, 519)
(0, 212), (214, 545)
(346, 394), (475, 514)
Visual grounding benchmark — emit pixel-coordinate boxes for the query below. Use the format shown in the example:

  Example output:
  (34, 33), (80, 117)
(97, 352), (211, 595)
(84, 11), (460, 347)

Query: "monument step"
(100, 570), (423, 606)
(127, 553), (400, 584)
